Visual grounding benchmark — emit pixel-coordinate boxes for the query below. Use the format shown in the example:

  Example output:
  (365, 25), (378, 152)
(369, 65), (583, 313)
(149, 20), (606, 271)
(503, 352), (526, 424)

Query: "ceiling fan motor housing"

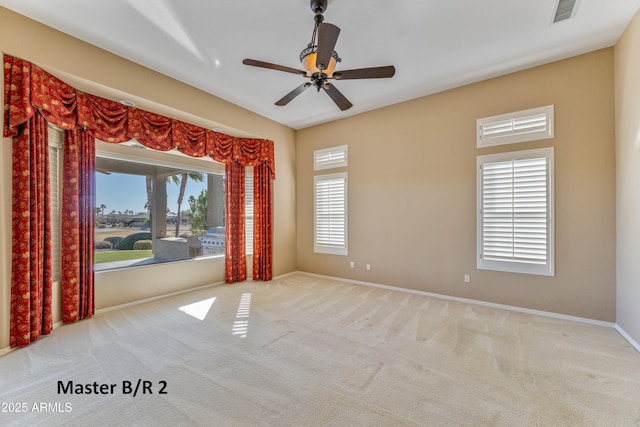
(242, 0), (394, 111)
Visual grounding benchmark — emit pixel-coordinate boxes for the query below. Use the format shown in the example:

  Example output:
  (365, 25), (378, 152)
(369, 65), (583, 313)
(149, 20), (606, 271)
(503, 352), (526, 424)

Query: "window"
(94, 141), (226, 270)
(314, 172), (347, 255)
(245, 167), (254, 255)
(477, 105), (554, 148)
(314, 145), (348, 170)
(477, 148), (554, 276)
(48, 125), (63, 281)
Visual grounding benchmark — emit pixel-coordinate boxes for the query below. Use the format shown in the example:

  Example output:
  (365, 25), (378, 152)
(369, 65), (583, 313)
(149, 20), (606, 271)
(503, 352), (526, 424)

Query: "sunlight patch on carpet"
(179, 297), (216, 321)
(233, 293), (252, 338)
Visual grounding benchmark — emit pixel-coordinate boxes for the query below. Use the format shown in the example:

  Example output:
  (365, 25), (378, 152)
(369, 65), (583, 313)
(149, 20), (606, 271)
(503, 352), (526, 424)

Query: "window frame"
(94, 141), (228, 270)
(477, 147), (555, 276)
(477, 105), (554, 148)
(314, 172), (348, 256)
(314, 145), (348, 171)
(48, 125), (63, 282)
(245, 166), (254, 255)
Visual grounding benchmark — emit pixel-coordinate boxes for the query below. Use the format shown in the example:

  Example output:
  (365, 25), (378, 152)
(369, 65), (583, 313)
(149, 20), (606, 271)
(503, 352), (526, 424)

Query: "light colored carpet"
(1, 273), (639, 426)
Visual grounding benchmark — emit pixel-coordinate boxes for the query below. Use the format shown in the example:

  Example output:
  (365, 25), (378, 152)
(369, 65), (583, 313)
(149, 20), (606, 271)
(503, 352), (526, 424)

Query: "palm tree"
(169, 172), (205, 237)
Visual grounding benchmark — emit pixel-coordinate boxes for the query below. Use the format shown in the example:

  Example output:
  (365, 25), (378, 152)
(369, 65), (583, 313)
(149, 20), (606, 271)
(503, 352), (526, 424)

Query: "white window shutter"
(245, 168), (254, 255)
(314, 145), (348, 170)
(477, 105), (554, 147)
(48, 142), (62, 282)
(314, 172), (347, 255)
(478, 148), (554, 276)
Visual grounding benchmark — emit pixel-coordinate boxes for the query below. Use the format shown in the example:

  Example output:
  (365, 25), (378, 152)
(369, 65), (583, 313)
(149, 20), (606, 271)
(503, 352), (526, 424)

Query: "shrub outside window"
(93, 141), (260, 271)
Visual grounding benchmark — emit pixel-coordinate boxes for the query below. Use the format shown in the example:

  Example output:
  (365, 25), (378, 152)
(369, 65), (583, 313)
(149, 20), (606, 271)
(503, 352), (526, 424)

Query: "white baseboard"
(1, 273), (302, 356)
(5, 272), (637, 356)
(96, 280), (225, 315)
(0, 320), (64, 358)
(296, 271), (616, 328)
(271, 271), (302, 281)
(296, 271), (640, 353)
(614, 324), (640, 353)
(95, 271), (309, 315)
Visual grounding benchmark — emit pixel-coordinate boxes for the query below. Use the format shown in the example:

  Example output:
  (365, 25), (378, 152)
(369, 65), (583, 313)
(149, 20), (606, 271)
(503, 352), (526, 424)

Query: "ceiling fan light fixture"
(300, 45), (340, 75)
(242, 0), (394, 111)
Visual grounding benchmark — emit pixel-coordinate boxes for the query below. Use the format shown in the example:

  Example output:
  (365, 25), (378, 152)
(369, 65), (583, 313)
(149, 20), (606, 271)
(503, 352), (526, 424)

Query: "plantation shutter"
(49, 142), (61, 281)
(479, 149), (554, 276)
(314, 172), (347, 255)
(477, 105), (554, 147)
(480, 113), (547, 139)
(314, 145), (348, 170)
(245, 169), (254, 254)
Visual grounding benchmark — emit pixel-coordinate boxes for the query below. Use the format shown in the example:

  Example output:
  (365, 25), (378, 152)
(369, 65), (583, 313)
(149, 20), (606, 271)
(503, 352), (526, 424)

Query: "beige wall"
(615, 11), (640, 345)
(1, 4), (629, 350)
(0, 7), (297, 350)
(297, 49), (617, 321)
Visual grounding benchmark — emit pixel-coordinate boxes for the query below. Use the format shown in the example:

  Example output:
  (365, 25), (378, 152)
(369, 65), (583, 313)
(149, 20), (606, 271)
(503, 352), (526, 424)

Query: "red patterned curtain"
(253, 163), (273, 281)
(9, 111), (53, 347)
(225, 162), (247, 283)
(4, 54), (276, 346)
(61, 129), (95, 322)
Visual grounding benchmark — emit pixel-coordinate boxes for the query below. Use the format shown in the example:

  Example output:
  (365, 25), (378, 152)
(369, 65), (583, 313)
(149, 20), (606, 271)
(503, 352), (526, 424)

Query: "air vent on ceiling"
(553, 0), (577, 23)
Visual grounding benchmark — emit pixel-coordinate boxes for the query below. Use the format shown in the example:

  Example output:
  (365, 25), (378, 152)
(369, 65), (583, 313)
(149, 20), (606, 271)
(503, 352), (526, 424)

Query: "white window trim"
(94, 141), (227, 268)
(314, 145), (348, 171)
(477, 105), (554, 148)
(477, 147), (554, 276)
(314, 172), (348, 255)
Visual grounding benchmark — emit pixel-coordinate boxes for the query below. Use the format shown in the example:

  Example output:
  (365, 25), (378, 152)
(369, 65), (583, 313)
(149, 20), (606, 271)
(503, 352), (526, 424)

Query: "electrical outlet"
(366, 264), (371, 271)
(464, 274), (470, 283)
(350, 261), (355, 268)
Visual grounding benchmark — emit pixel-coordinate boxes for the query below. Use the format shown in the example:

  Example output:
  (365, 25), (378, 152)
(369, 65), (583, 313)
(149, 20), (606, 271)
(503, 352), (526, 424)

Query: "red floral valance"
(3, 54), (275, 178)
(5, 54), (275, 347)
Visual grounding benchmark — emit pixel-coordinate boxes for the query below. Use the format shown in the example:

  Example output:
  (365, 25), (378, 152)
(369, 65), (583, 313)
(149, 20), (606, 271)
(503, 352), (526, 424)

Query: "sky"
(96, 172), (208, 214)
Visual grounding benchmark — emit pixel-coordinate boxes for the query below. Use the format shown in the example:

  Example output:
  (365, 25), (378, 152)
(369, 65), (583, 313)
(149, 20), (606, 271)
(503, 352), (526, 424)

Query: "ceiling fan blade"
(242, 58), (307, 76)
(323, 83), (353, 111)
(275, 83), (312, 106)
(316, 23), (340, 71)
(333, 66), (396, 80)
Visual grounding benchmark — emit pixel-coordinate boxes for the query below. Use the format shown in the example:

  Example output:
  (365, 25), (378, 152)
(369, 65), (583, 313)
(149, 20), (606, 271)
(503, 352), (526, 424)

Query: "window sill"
(94, 254), (225, 273)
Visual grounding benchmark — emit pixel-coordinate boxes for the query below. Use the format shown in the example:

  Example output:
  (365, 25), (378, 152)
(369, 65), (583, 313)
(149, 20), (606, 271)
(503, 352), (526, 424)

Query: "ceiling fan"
(242, 0), (396, 111)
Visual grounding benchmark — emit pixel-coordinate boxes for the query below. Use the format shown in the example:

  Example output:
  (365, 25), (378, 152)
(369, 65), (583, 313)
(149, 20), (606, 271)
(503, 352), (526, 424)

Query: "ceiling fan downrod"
(241, 0), (394, 111)
(309, 0), (326, 46)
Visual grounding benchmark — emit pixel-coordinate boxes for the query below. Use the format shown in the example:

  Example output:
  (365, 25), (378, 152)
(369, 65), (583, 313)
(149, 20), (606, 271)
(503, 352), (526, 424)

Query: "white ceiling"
(1, 0), (639, 130)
